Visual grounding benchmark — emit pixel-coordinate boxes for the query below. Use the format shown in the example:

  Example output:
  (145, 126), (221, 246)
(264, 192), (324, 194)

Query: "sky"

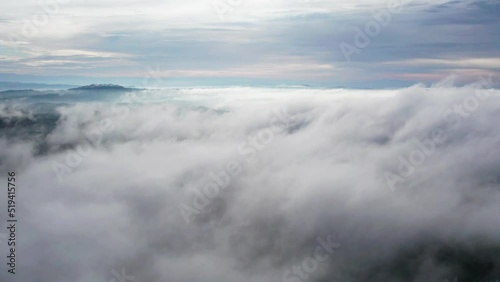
(0, 0), (499, 87)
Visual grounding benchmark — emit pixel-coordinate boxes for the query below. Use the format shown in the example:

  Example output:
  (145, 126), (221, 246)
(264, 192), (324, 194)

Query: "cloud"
(0, 0), (498, 86)
(0, 83), (499, 282)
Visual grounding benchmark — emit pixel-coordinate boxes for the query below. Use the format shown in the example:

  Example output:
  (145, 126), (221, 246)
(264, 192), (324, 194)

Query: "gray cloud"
(0, 83), (499, 282)
(0, 0), (498, 87)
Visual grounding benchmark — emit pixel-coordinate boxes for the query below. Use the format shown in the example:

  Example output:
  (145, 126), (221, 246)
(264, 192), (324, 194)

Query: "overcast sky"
(0, 0), (499, 87)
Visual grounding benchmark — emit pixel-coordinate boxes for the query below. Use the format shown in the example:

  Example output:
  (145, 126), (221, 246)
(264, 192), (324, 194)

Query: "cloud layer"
(0, 84), (499, 282)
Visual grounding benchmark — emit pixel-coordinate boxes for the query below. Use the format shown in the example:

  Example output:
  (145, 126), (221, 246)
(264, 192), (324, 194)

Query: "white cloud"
(1, 84), (499, 281)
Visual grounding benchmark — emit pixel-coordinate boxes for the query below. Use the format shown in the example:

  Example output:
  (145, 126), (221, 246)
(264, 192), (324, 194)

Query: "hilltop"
(68, 84), (130, 91)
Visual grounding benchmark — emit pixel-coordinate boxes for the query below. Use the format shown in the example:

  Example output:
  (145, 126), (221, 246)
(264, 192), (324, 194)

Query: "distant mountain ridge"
(0, 84), (138, 95)
(0, 81), (77, 91)
(68, 84), (132, 91)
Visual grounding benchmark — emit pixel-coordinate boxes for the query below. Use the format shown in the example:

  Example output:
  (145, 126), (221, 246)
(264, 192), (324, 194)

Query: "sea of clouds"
(0, 82), (499, 282)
